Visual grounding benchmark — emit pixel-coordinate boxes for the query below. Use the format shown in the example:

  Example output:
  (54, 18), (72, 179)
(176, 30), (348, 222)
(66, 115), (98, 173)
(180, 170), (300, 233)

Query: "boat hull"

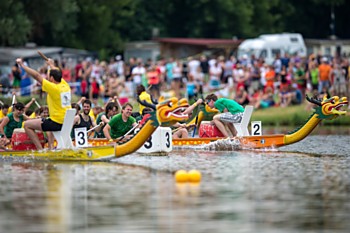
(89, 134), (286, 149)
(0, 145), (116, 161)
(172, 134), (286, 149)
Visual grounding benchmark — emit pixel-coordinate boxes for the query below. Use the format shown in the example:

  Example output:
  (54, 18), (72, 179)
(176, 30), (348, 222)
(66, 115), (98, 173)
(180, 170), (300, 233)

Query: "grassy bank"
(251, 104), (350, 126)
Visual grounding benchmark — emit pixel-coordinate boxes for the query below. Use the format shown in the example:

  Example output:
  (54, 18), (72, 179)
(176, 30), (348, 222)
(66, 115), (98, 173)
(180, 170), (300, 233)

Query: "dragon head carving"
(156, 97), (189, 127)
(307, 95), (348, 120)
(186, 102), (219, 126)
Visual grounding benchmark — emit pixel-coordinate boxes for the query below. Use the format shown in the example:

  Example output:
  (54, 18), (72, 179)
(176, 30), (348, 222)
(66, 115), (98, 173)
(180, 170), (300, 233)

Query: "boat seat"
(52, 109), (76, 149)
(233, 105), (254, 137)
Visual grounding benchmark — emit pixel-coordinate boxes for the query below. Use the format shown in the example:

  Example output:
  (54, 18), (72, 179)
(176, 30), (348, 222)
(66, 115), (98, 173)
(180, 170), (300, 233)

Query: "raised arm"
(24, 98), (36, 113)
(183, 98), (203, 115)
(16, 58), (44, 84)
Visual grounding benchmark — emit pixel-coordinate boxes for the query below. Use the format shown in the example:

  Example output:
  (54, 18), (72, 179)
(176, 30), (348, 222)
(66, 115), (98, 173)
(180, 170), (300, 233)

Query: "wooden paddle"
(87, 122), (104, 133)
(192, 105), (200, 137)
(37, 51), (49, 61)
(34, 100), (41, 108)
(12, 94), (16, 105)
(117, 123), (139, 142)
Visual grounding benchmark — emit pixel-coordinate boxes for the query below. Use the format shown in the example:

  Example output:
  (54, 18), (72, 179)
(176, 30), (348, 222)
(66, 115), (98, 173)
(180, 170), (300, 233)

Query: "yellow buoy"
(175, 170), (189, 182)
(188, 170), (201, 182)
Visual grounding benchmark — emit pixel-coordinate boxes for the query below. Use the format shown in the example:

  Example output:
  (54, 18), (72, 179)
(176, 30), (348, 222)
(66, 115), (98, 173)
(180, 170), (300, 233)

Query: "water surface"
(0, 134), (349, 233)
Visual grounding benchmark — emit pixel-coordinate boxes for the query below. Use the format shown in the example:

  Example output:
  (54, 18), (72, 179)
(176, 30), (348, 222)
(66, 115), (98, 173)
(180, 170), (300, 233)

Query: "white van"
(237, 33), (307, 64)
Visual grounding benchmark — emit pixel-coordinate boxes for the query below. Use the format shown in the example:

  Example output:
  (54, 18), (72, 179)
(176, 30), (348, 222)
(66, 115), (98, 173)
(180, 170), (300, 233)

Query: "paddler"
(16, 57), (71, 150)
(205, 93), (245, 137)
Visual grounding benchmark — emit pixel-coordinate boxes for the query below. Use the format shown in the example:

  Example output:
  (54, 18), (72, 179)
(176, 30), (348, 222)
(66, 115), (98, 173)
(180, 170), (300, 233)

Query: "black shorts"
(41, 118), (63, 131)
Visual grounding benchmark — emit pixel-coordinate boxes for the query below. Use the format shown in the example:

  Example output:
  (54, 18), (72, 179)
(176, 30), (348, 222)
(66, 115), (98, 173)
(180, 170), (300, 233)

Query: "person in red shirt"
(147, 65), (160, 99)
(90, 77), (100, 106)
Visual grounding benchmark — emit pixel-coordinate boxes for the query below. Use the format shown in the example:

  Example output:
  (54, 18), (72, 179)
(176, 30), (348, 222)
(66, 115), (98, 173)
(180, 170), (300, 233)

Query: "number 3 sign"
(75, 127), (88, 147)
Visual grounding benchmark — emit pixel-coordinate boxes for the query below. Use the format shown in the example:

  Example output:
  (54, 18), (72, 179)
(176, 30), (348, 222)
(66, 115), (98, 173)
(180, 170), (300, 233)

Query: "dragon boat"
(172, 95), (348, 148)
(0, 97), (189, 161)
(86, 95), (348, 150)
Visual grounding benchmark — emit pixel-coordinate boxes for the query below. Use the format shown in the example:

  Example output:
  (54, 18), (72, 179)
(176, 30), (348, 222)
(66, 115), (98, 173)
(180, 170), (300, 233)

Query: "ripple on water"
(0, 135), (350, 233)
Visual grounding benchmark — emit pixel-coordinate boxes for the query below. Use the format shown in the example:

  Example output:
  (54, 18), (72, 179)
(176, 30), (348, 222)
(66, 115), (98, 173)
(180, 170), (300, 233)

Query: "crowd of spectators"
(4, 52), (350, 110)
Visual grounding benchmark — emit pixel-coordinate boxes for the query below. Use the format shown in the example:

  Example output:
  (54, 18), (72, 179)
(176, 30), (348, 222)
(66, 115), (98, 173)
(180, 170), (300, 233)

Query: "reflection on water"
(0, 134), (350, 233)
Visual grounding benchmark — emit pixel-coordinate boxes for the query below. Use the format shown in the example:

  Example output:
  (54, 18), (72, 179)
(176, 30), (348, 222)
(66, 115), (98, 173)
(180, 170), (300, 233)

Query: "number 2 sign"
(251, 121), (262, 136)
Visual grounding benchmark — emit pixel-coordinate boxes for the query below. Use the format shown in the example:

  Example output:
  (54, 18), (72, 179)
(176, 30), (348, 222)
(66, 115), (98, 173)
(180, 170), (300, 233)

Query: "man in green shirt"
(205, 93), (245, 137)
(103, 103), (137, 141)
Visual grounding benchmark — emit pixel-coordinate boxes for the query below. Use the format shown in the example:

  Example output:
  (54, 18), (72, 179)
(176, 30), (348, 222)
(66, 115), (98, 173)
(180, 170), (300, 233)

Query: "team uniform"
(214, 98), (244, 123)
(108, 113), (136, 139)
(41, 78), (71, 131)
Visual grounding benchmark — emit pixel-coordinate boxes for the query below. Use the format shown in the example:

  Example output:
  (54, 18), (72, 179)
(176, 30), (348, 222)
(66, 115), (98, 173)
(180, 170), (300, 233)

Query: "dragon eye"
(167, 102), (173, 107)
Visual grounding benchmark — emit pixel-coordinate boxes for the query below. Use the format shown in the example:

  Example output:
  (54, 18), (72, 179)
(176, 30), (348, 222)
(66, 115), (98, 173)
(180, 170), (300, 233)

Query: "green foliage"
(0, 1), (31, 46)
(23, 0), (79, 46)
(2, 0), (350, 55)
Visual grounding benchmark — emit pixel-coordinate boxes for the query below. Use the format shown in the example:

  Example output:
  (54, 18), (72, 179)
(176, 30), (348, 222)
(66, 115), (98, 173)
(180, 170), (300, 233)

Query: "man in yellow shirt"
(16, 58), (71, 150)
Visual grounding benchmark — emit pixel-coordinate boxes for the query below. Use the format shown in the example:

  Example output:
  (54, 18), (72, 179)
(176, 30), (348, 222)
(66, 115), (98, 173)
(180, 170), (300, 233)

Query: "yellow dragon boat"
(0, 97), (189, 161)
(87, 95), (348, 150)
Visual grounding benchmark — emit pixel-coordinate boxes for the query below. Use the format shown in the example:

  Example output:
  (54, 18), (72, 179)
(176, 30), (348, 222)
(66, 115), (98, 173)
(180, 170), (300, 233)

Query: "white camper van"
(237, 33), (307, 64)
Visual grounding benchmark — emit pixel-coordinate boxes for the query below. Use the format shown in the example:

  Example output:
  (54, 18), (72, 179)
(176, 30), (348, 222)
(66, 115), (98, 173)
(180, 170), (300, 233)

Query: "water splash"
(174, 138), (242, 151)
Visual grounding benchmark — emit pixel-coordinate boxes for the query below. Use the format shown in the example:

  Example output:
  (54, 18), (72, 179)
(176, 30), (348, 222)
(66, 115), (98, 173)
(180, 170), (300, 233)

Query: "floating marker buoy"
(188, 170), (201, 182)
(175, 170), (189, 182)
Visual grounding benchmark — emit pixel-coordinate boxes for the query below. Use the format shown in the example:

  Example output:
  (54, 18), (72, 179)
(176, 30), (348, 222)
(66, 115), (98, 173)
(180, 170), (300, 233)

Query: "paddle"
(34, 100), (41, 108)
(87, 122), (104, 133)
(12, 94), (16, 105)
(191, 95), (204, 137)
(116, 123), (139, 142)
(115, 97), (122, 113)
(192, 105), (200, 137)
(37, 50), (49, 61)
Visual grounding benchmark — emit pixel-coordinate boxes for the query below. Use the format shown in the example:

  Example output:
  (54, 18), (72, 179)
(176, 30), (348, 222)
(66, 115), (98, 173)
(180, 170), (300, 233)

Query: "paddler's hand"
(187, 123), (195, 129)
(46, 58), (55, 67)
(16, 58), (23, 67)
(196, 99), (203, 105)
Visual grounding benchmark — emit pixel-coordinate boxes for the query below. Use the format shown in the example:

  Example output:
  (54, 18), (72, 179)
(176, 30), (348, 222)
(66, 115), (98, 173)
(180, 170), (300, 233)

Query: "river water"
(0, 130), (349, 233)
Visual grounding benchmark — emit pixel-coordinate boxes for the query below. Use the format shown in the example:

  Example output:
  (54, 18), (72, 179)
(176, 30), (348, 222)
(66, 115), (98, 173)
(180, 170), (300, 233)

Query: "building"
(305, 38), (350, 57)
(124, 38), (242, 62)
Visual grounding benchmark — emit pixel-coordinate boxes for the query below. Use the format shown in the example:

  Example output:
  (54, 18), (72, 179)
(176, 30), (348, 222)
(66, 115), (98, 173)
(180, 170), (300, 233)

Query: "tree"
(22, 0), (79, 47)
(0, 1), (31, 46)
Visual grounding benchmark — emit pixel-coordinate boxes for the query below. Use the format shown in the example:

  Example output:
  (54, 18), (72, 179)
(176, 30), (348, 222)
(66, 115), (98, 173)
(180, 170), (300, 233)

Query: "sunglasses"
(206, 100), (211, 104)
(16, 108), (24, 111)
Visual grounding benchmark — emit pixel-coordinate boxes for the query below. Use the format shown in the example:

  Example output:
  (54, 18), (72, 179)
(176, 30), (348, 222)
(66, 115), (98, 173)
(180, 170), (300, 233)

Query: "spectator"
(209, 60), (222, 91)
(11, 63), (22, 91)
(234, 86), (250, 106)
(318, 57), (332, 94)
(255, 86), (275, 109)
